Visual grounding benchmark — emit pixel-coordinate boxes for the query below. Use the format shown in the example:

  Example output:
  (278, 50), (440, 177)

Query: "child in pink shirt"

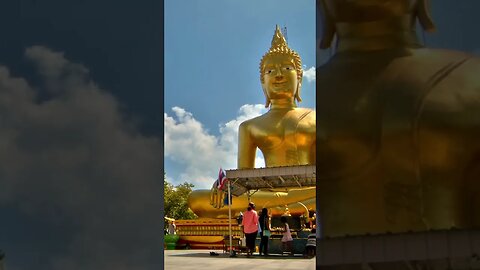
(281, 216), (293, 255)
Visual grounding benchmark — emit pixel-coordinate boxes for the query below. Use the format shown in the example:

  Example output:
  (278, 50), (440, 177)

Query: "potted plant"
(164, 234), (180, 250)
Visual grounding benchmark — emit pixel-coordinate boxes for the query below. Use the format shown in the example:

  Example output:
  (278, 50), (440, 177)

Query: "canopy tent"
(223, 164), (316, 256)
(225, 165), (316, 196)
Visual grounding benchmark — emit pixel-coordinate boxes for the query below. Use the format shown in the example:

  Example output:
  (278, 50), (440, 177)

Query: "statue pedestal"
(174, 218), (242, 249)
(317, 229), (480, 269)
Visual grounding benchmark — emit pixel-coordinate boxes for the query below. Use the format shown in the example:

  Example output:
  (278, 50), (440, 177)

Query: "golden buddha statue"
(316, 0), (480, 237)
(238, 26), (315, 169)
(188, 26), (316, 218)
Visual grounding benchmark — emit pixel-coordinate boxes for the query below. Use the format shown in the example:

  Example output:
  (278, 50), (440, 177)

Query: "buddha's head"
(318, 0), (436, 49)
(260, 26), (303, 108)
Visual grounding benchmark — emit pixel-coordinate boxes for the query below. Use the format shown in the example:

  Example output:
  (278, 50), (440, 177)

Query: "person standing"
(168, 220), (176, 235)
(281, 216), (293, 255)
(241, 202), (258, 257)
(305, 228), (316, 258)
(258, 208), (271, 256)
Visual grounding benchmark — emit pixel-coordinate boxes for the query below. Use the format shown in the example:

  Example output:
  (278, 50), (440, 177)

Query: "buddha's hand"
(209, 186), (225, 209)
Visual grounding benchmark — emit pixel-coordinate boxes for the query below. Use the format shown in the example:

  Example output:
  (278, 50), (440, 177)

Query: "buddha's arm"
(238, 122), (256, 169)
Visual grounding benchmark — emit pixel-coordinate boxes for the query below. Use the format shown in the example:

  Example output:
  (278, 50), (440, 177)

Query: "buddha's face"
(261, 54), (299, 101)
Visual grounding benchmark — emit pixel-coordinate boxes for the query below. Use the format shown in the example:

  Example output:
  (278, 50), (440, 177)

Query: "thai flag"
(217, 168), (228, 190)
(212, 178), (219, 188)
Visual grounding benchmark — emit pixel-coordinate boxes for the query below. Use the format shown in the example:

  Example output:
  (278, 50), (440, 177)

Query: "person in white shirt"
(168, 221), (176, 235)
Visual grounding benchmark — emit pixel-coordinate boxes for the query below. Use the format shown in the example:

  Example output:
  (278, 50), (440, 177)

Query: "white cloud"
(164, 104), (267, 189)
(303, 66), (315, 83)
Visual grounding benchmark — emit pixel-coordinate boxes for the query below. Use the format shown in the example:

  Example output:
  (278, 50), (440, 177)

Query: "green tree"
(164, 177), (197, 220)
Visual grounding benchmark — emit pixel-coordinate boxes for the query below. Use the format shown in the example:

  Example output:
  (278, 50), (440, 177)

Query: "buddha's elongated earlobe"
(415, 0), (436, 32)
(295, 80), (302, 103)
(262, 85), (271, 108)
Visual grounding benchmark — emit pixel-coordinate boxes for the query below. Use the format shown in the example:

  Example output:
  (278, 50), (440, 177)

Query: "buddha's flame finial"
(270, 25), (288, 51)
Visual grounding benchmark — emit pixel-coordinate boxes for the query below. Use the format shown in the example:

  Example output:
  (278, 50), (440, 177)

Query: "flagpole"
(228, 179), (233, 256)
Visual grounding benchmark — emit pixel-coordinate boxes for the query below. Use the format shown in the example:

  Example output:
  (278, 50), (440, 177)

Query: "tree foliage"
(164, 177), (197, 220)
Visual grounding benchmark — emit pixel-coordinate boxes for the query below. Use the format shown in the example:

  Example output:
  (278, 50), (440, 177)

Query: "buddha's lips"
(273, 81), (287, 86)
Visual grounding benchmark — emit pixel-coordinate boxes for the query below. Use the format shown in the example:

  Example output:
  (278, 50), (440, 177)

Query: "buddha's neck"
(335, 15), (423, 52)
(270, 99), (296, 110)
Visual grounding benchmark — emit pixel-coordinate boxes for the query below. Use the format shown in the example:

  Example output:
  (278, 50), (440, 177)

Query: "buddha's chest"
(252, 112), (315, 150)
(316, 78), (473, 180)
(316, 50), (479, 178)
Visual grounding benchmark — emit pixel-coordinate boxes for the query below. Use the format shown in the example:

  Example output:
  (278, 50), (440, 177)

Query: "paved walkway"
(164, 250), (316, 270)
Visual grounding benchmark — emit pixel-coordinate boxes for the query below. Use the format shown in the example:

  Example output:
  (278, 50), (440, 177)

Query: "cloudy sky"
(164, 0), (316, 189)
(0, 1), (163, 269)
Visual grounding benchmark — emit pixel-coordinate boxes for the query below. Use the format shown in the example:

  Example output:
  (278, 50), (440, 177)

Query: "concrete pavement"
(164, 249), (316, 270)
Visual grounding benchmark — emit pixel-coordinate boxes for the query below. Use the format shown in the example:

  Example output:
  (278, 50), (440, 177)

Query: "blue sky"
(164, 0), (316, 189)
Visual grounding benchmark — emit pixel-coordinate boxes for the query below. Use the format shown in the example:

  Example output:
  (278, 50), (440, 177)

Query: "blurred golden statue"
(188, 26), (316, 218)
(317, 0), (480, 237)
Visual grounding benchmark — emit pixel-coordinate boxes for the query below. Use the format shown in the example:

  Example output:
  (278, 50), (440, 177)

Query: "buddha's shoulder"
(409, 48), (476, 61)
(239, 108), (315, 128)
(391, 48), (480, 74)
(238, 115), (267, 130)
(292, 107), (315, 119)
(294, 107), (315, 113)
(238, 111), (280, 131)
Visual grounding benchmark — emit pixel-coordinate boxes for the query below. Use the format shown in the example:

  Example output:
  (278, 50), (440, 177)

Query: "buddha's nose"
(275, 69), (283, 79)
